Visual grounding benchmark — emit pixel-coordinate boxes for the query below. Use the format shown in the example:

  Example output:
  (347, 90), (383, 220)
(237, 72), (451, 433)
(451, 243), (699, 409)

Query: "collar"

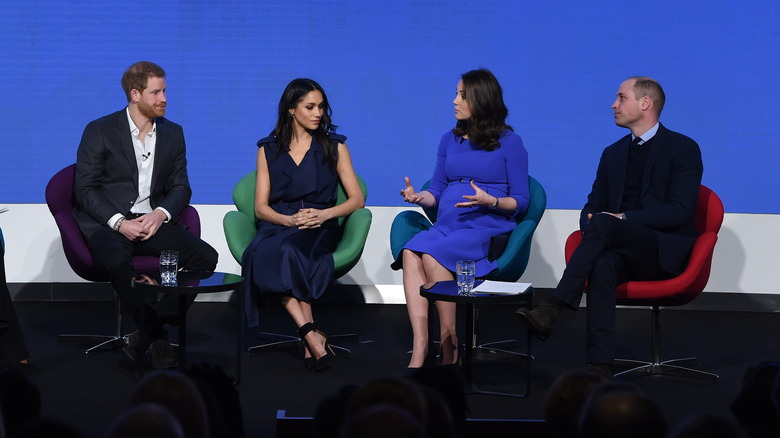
(632, 122), (659, 145)
(125, 107), (157, 137)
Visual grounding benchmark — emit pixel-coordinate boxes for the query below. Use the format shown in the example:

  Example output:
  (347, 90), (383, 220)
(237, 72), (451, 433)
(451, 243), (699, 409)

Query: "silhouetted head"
(579, 385), (666, 438)
(105, 403), (184, 438)
(544, 371), (607, 438)
(129, 370), (209, 438)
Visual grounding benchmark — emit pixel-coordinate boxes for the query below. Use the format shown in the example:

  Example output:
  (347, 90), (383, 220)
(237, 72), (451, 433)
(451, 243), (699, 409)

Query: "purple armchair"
(45, 164), (201, 357)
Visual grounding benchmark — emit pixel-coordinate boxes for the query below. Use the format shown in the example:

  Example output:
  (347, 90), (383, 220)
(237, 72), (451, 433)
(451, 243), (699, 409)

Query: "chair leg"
(614, 306), (718, 382)
(58, 296), (127, 359)
(248, 331), (353, 357)
(247, 332), (303, 355)
(473, 305), (531, 361)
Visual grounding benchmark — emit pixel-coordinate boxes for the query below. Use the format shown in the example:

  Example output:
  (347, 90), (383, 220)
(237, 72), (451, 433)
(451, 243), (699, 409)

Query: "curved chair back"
(390, 176), (547, 282)
(488, 176), (547, 281)
(45, 164), (201, 282)
(564, 184), (724, 306)
(223, 170), (372, 278)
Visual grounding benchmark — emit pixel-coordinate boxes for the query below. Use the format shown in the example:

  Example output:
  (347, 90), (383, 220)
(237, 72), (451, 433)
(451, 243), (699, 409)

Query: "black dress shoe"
(515, 304), (559, 341)
(124, 330), (148, 363)
(151, 339), (178, 369)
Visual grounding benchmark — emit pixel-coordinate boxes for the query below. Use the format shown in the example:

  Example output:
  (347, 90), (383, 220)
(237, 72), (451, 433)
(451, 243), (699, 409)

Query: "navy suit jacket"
(580, 124), (703, 275)
(73, 108), (192, 241)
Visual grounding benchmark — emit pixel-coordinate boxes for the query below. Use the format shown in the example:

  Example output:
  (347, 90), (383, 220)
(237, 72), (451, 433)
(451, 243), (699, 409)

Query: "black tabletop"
(420, 280), (533, 304)
(132, 271), (243, 295)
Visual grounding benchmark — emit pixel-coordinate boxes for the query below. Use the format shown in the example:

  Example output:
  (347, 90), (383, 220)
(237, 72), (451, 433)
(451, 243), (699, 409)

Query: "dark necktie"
(632, 136), (643, 147)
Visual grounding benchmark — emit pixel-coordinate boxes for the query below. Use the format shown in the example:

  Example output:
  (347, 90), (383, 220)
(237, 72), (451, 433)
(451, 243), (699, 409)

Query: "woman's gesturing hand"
(456, 180), (495, 208)
(400, 176), (425, 204)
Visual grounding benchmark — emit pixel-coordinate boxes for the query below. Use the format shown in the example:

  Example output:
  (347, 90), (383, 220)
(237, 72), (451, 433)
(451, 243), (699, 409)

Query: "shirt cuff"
(108, 213), (124, 229)
(156, 207), (172, 222)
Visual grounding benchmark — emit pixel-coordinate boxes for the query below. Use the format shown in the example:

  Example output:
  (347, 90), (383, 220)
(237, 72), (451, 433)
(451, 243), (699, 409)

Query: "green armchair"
(224, 170), (372, 277)
(223, 170), (372, 353)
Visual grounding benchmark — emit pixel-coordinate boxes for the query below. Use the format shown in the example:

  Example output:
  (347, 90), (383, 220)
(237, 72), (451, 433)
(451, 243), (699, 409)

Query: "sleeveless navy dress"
(242, 133), (345, 327)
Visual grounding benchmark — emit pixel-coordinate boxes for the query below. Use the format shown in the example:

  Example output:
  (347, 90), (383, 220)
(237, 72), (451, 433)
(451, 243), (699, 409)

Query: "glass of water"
(160, 250), (179, 286)
(456, 259), (476, 296)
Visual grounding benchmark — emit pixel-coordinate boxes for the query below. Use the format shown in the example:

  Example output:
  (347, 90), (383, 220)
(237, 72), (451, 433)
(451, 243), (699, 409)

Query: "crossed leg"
(281, 297), (327, 361)
(402, 249), (457, 368)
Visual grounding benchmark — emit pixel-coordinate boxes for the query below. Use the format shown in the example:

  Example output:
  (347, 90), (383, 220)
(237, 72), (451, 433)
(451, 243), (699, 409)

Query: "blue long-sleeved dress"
(392, 129), (529, 277)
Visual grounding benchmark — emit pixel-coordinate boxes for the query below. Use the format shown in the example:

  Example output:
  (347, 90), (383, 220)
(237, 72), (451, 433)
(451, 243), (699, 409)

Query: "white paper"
(472, 280), (532, 295)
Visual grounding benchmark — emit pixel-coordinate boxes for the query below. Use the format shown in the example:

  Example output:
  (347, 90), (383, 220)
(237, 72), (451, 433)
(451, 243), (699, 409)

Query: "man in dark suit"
(516, 76), (703, 377)
(74, 61), (218, 368)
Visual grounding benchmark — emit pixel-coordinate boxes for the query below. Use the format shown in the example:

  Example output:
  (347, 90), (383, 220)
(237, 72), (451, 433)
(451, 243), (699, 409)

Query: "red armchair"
(564, 185), (723, 381)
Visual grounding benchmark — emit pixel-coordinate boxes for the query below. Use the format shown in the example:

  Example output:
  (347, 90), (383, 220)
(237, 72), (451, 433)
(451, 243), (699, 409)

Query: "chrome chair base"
(614, 357), (719, 382)
(247, 331), (353, 357)
(58, 297), (126, 359)
(58, 334), (127, 359)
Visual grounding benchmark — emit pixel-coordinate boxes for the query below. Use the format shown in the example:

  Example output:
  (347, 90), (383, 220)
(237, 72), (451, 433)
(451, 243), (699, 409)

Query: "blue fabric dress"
(242, 133), (345, 327)
(392, 129), (530, 277)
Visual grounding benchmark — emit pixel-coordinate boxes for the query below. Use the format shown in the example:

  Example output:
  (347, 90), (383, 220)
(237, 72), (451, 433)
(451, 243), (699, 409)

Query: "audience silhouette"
(543, 371), (607, 438)
(578, 381), (667, 438)
(105, 403), (184, 438)
(730, 361), (780, 438)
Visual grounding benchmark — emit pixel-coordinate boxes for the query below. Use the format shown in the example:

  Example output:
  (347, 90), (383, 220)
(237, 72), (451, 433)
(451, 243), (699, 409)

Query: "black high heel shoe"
(298, 322), (333, 371)
(303, 348), (315, 370)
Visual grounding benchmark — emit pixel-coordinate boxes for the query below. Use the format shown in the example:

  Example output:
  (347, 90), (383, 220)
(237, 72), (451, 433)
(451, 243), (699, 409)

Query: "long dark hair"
(452, 69), (512, 151)
(271, 78), (339, 169)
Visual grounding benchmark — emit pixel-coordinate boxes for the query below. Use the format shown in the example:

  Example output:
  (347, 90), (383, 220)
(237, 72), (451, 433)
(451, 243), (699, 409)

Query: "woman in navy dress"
(242, 79), (364, 371)
(393, 69), (530, 370)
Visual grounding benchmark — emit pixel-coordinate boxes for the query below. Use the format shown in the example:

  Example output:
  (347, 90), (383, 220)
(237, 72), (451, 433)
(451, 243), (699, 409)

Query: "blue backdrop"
(1, 1), (777, 213)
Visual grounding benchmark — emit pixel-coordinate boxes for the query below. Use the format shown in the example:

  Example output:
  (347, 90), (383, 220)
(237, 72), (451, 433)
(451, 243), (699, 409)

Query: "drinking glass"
(456, 259), (476, 296)
(160, 250), (179, 286)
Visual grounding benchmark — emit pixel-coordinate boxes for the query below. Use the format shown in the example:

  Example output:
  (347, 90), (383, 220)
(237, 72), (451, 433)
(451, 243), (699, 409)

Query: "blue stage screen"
(0, 1), (777, 214)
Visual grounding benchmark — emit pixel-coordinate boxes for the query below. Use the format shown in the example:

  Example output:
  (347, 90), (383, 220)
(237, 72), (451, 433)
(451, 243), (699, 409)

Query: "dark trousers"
(553, 213), (673, 363)
(1, 247), (30, 366)
(87, 222), (218, 339)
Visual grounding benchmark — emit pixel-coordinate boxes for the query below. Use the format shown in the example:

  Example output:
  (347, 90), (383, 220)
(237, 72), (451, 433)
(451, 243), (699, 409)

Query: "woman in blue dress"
(242, 79), (364, 371)
(393, 69), (530, 370)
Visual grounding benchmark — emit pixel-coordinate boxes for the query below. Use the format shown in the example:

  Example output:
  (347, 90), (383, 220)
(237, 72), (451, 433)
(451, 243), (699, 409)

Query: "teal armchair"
(390, 176), (546, 281)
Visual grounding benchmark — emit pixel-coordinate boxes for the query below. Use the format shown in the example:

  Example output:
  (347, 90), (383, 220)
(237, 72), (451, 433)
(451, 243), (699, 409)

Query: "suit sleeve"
(580, 148), (613, 233)
(74, 120), (132, 226)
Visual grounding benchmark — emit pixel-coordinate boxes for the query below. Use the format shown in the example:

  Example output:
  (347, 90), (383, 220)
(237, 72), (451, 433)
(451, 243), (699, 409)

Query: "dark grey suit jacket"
(73, 108), (192, 241)
(580, 124), (704, 275)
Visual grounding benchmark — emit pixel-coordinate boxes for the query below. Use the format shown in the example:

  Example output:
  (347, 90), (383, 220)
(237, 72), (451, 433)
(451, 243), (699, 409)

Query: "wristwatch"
(113, 216), (125, 231)
(620, 213), (626, 220)
(489, 197), (499, 210)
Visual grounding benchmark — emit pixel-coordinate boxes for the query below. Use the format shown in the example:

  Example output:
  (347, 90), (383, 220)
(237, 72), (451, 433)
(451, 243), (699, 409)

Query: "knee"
(190, 242), (218, 271)
(101, 251), (133, 275)
(420, 253), (442, 271)
(402, 249), (422, 267)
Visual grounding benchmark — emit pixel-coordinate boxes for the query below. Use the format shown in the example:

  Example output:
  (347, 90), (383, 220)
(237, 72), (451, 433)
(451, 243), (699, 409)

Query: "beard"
(138, 100), (166, 119)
